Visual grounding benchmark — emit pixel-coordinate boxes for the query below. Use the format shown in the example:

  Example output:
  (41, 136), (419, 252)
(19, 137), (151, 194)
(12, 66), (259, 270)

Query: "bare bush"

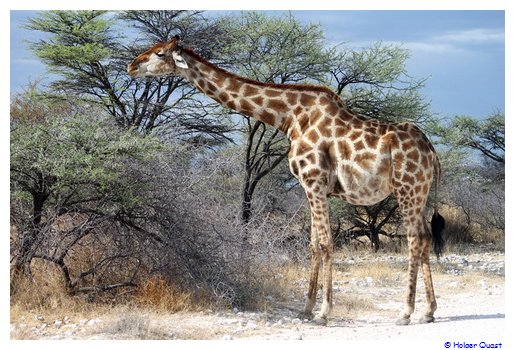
(441, 161), (504, 247)
(139, 146), (309, 308)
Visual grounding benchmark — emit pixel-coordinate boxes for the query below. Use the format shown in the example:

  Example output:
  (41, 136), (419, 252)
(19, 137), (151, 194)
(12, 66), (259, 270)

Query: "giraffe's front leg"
(314, 234), (333, 326)
(300, 241), (320, 320)
(299, 200), (322, 320)
(299, 187), (333, 325)
(311, 195), (333, 325)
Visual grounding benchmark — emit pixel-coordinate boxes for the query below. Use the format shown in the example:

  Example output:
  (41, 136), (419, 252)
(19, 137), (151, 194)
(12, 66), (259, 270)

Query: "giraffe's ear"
(172, 51), (189, 69)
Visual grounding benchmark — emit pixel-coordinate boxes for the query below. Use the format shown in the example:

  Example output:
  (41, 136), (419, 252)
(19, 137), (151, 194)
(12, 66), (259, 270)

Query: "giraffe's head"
(127, 35), (189, 78)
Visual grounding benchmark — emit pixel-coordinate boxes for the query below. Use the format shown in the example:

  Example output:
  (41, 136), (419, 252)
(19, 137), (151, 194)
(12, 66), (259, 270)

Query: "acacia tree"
(330, 42), (431, 126)
(10, 89), (162, 294)
(435, 112), (505, 239)
(435, 112), (505, 164)
(25, 10), (233, 144)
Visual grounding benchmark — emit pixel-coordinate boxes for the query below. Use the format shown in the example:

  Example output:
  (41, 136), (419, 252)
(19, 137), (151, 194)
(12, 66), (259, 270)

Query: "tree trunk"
(11, 173), (50, 293)
(369, 229), (380, 252)
(240, 116), (290, 225)
(241, 180), (254, 225)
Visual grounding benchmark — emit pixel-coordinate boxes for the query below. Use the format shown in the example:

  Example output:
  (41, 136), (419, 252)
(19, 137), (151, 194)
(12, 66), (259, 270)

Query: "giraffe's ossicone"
(127, 35), (445, 326)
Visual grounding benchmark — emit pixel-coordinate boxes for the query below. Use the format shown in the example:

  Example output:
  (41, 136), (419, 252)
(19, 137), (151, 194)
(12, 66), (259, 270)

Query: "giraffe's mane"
(183, 48), (341, 98)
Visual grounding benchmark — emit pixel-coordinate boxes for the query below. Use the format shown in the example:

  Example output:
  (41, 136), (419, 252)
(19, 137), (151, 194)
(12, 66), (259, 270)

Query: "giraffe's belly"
(329, 169), (392, 206)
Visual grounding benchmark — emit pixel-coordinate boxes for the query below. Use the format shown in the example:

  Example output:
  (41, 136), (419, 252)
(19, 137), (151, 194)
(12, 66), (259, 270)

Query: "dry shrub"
(64, 230), (143, 296)
(10, 260), (90, 327)
(10, 260), (79, 314)
(349, 262), (403, 282)
(440, 205), (504, 252)
(440, 206), (474, 246)
(101, 309), (171, 339)
(336, 295), (377, 316)
(135, 276), (198, 312)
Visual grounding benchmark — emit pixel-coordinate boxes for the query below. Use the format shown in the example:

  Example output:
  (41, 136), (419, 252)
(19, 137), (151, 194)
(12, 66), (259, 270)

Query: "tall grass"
(439, 205), (504, 253)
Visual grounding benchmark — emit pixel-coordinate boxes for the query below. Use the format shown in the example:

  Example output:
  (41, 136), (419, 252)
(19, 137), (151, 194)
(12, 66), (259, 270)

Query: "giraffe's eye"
(155, 52), (165, 58)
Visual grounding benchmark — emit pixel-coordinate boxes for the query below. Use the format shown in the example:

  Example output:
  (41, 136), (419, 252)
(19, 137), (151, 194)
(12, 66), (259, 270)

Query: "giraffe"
(127, 35), (445, 326)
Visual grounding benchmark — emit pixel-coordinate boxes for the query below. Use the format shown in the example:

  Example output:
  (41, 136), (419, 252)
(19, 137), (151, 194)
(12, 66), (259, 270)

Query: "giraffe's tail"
(431, 155), (445, 258)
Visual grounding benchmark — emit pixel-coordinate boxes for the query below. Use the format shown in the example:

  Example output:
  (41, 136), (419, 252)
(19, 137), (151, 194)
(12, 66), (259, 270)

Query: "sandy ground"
(10, 250), (506, 346)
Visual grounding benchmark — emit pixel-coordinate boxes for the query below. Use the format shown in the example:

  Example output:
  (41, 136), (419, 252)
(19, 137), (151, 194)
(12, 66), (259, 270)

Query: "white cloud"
(403, 41), (464, 54)
(433, 28), (505, 44)
(342, 39), (465, 55)
(394, 28), (504, 55)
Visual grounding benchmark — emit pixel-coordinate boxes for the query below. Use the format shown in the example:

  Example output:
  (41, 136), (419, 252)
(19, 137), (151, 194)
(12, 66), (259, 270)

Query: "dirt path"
(245, 287), (504, 342)
(10, 251), (506, 344)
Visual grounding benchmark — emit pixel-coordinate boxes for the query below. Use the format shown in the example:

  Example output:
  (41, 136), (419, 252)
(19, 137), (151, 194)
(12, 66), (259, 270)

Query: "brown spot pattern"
(300, 93), (316, 106)
(306, 129), (320, 143)
(244, 85), (259, 96)
(265, 89), (282, 97)
(268, 99), (289, 114)
(286, 92), (298, 106)
(252, 96), (264, 105)
(355, 152), (376, 169)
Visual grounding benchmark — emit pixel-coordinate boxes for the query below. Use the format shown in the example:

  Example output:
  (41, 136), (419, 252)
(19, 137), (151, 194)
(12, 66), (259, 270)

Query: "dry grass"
(10, 261), (86, 321)
(98, 307), (173, 339)
(347, 262), (403, 282)
(335, 294), (377, 316)
(439, 206), (504, 252)
(10, 213), (504, 339)
(135, 276), (204, 313)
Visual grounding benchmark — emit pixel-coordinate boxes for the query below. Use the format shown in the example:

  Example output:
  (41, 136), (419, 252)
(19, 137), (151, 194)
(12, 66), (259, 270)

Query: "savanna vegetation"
(10, 11), (504, 318)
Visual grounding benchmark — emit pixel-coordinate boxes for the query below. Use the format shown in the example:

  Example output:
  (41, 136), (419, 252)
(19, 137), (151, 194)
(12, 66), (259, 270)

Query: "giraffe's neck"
(178, 49), (294, 134)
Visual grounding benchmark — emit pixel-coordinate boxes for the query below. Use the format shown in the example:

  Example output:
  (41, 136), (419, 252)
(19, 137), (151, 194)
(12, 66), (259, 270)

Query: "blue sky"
(10, 10), (504, 119)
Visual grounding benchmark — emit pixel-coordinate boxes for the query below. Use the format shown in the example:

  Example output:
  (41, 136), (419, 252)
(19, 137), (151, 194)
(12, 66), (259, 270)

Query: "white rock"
(245, 321), (258, 330)
(478, 279), (488, 289)
(291, 318), (302, 325)
(87, 319), (99, 326)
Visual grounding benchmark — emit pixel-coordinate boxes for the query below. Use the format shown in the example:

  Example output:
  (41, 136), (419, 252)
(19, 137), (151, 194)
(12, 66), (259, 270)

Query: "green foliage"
(331, 42), (431, 125)
(24, 10), (234, 140)
(10, 99), (162, 215)
(434, 112), (505, 164)
(344, 42), (410, 86)
(26, 11), (115, 74)
(219, 11), (333, 84)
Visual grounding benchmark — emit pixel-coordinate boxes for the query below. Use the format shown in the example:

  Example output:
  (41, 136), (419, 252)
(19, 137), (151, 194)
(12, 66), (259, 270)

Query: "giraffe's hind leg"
(396, 232), (422, 325)
(396, 215), (438, 325)
(420, 226), (437, 323)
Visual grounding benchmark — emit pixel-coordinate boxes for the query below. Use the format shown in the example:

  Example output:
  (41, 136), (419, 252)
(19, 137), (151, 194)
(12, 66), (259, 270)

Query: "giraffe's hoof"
(419, 315), (435, 323)
(311, 317), (328, 326)
(395, 317), (411, 326)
